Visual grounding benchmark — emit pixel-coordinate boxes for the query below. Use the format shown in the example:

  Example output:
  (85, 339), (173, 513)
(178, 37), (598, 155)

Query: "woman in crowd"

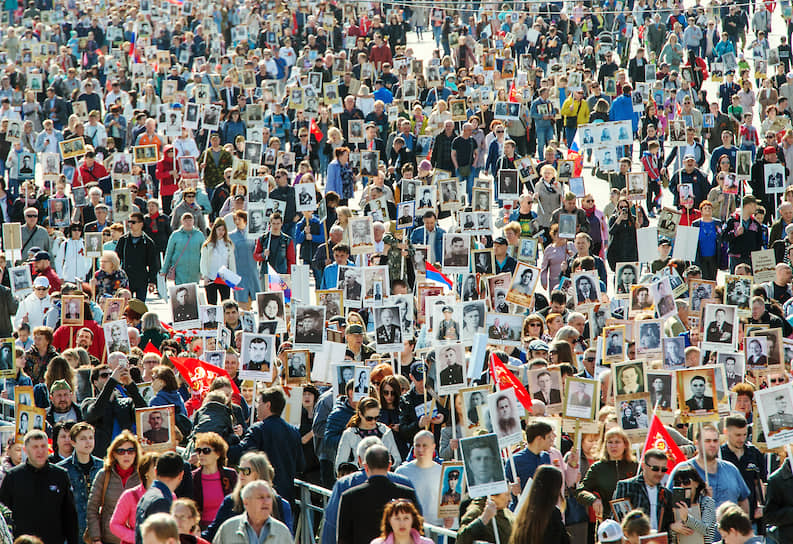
(109, 452), (159, 544)
(371, 499), (434, 544)
(378, 375), (407, 460)
(541, 223), (574, 291)
(325, 147), (355, 205)
(172, 499), (211, 544)
(510, 465), (570, 544)
(606, 198), (639, 270)
(33, 355), (75, 408)
(671, 465), (717, 542)
(199, 218), (236, 305)
(149, 365), (188, 418)
(335, 397), (402, 472)
(575, 428), (638, 521)
(191, 432), (238, 530)
(139, 312), (170, 350)
(203, 451), (293, 541)
(86, 431), (143, 544)
(93, 251), (130, 299)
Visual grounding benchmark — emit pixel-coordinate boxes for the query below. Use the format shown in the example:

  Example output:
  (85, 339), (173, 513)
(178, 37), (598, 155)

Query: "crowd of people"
(4, 0), (793, 543)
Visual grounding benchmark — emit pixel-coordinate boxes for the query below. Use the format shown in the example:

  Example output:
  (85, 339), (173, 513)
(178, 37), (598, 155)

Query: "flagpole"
(423, 369), (429, 431)
(450, 394), (457, 460)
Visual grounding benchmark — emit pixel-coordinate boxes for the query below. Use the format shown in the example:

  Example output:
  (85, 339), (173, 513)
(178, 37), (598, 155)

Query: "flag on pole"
(641, 414), (687, 470)
(309, 118), (323, 141)
(489, 353), (533, 411)
(268, 264), (291, 303)
(170, 356), (240, 397)
(508, 81), (520, 103)
(424, 262), (453, 290)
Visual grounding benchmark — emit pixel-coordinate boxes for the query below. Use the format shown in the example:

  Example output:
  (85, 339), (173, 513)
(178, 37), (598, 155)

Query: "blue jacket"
(57, 453), (103, 535)
(220, 119), (246, 145)
(229, 415), (304, 501)
(609, 94), (638, 132)
(321, 469), (417, 544)
(230, 229), (261, 300)
(530, 97), (555, 130)
(149, 389), (188, 417)
(505, 447), (551, 494)
(325, 160), (351, 199)
(320, 259), (354, 290)
(410, 226), (445, 264)
(321, 396), (355, 462)
(135, 480), (174, 544)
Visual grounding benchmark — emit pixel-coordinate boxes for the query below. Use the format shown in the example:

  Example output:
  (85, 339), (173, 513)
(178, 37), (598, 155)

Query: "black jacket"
(135, 480), (174, 544)
(114, 232), (160, 287)
(338, 475), (420, 544)
(0, 284), (19, 337)
(142, 213), (172, 254)
(81, 377), (147, 457)
(0, 461), (79, 544)
(398, 386), (450, 446)
(765, 458), (793, 542)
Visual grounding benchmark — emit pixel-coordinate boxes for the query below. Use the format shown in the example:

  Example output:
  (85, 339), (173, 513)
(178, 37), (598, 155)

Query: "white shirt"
(645, 484), (659, 531)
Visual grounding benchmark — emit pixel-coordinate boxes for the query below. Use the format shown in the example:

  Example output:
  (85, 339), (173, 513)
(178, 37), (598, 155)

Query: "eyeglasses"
(495, 130), (504, 134)
(25, 214), (37, 218)
(646, 463), (668, 473)
(99, 372), (112, 379)
(585, 357), (596, 362)
(676, 423), (689, 429)
(363, 414), (380, 422)
(528, 322), (542, 327)
(237, 466), (253, 475)
(618, 207), (629, 211)
(34, 287), (48, 291)
(196, 447), (214, 455)
(128, 220), (140, 224)
(676, 477), (692, 485)
(115, 447), (136, 455)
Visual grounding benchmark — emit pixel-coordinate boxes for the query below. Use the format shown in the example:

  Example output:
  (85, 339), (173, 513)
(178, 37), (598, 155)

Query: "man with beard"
(494, 394), (519, 438)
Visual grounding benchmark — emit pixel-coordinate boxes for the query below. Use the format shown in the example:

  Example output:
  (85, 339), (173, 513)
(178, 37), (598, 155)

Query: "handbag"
(82, 469), (111, 544)
(166, 232), (194, 281)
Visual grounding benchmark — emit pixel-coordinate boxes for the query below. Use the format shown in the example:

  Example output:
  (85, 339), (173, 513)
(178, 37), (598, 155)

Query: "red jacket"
(156, 145), (178, 197)
(77, 160), (109, 187)
(53, 319), (106, 361)
(33, 266), (62, 294)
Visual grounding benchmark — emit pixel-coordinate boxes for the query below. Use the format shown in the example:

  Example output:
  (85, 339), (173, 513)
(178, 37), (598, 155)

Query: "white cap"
(597, 519), (624, 543)
(33, 276), (49, 289)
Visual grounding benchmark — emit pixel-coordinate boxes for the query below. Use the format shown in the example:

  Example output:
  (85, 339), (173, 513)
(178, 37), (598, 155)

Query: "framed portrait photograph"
(614, 361), (647, 398)
(169, 283), (200, 329)
(528, 367), (563, 413)
(240, 333), (275, 381)
(316, 289), (343, 319)
(9, 265), (32, 300)
(572, 271), (600, 306)
(487, 388), (522, 447)
(351, 365), (370, 402)
(749, 328), (784, 367)
(348, 216), (375, 255)
(415, 185), (436, 215)
(558, 213), (578, 239)
(441, 232), (471, 275)
(627, 172), (647, 200)
(662, 336), (687, 369)
(610, 498), (634, 523)
(602, 325), (626, 364)
(564, 377), (599, 420)
(61, 294), (85, 326)
(702, 303), (738, 349)
(136, 405), (176, 451)
(84, 232), (103, 258)
(461, 385), (493, 437)
(650, 277), (676, 320)
(15, 404), (46, 443)
(0, 338), (15, 379)
(629, 284), (654, 317)
(256, 291), (286, 333)
(373, 305), (404, 352)
(506, 263), (540, 307)
(438, 462), (466, 518)
(647, 371), (675, 411)
(133, 144), (159, 165)
(615, 262), (640, 295)
(689, 279), (717, 316)
(484, 312), (523, 347)
(459, 434), (507, 498)
(635, 319), (663, 357)
(396, 201), (415, 229)
(618, 396), (651, 433)
(104, 319), (131, 355)
(285, 349), (310, 383)
(348, 119), (364, 144)
(676, 366), (718, 418)
(59, 136), (86, 160)
(293, 305), (326, 350)
(473, 249), (494, 275)
(435, 343), (467, 395)
(48, 198), (71, 228)
(755, 383), (793, 449)
(497, 169), (519, 201)
(439, 179), (462, 212)
(362, 266), (389, 308)
(724, 274), (752, 313)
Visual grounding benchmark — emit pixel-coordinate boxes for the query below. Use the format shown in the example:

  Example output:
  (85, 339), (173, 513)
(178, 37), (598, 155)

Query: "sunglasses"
(196, 447), (214, 455)
(363, 414), (379, 422)
(646, 464), (668, 473)
(237, 466), (253, 475)
(128, 220), (140, 224)
(99, 372), (112, 379)
(383, 389), (395, 396)
(585, 357), (596, 362)
(676, 477), (691, 485)
(116, 447), (136, 455)
(25, 214), (37, 218)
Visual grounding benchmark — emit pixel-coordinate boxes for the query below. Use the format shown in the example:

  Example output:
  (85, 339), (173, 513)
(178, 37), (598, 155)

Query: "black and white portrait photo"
(497, 169), (519, 200)
(703, 304), (737, 346)
(374, 305), (403, 352)
(61, 295), (85, 326)
(352, 365), (370, 401)
(9, 265), (32, 299)
(528, 367), (563, 409)
(565, 378), (598, 420)
(619, 398), (649, 430)
(636, 320), (662, 355)
(340, 266), (363, 308)
(397, 201), (415, 229)
(286, 350), (309, 383)
(750, 329), (783, 367)
(85, 232), (103, 257)
(0, 339), (14, 377)
(573, 272), (600, 305)
(199, 305), (220, 332)
(558, 213), (577, 239)
(460, 301), (485, 342)
(169, 283), (200, 329)
(473, 250), (494, 274)
(663, 336), (686, 369)
(293, 305), (326, 349)
(484, 313), (523, 347)
(487, 389), (522, 447)
(677, 368), (717, 415)
(650, 277), (676, 319)
(506, 263), (540, 307)
(104, 319), (131, 355)
(349, 216), (375, 255)
(615, 361), (645, 397)
(256, 291), (286, 333)
(603, 326), (626, 362)
(755, 384), (793, 449)
(647, 372), (673, 410)
(745, 337), (769, 367)
(459, 434), (507, 498)
(724, 275), (752, 311)
(764, 162), (786, 194)
(435, 343), (466, 395)
(442, 233), (471, 273)
(294, 183), (317, 212)
(689, 279), (716, 314)
(240, 333), (275, 380)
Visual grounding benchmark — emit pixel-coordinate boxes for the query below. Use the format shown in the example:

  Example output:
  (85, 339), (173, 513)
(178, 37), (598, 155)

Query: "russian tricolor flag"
(214, 266), (243, 291)
(424, 262), (453, 290)
(268, 264), (291, 303)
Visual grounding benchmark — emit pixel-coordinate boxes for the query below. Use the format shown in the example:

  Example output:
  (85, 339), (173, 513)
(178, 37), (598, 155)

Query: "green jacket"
(457, 498), (514, 544)
(575, 459), (638, 508)
(162, 227), (205, 285)
(199, 147), (233, 190)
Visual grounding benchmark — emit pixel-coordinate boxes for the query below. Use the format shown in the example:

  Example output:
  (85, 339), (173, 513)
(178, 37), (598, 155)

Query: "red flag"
(489, 353), (533, 412)
(508, 81), (520, 103)
(641, 414), (687, 470)
(170, 356), (240, 400)
(309, 117), (323, 141)
(143, 341), (162, 356)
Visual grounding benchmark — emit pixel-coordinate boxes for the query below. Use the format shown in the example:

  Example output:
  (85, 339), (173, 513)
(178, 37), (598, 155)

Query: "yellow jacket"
(560, 96), (591, 125)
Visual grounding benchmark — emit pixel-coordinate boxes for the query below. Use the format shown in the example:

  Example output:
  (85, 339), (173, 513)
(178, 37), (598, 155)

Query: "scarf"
(115, 463), (136, 486)
(150, 212), (159, 233)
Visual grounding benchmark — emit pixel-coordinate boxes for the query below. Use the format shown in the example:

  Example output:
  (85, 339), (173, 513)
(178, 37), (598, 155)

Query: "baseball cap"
(346, 323), (364, 335)
(410, 361), (427, 380)
(742, 195), (758, 206)
(528, 339), (549, 352)
(683, 153), (696, 161)
(33, 276), (49, 289)
(494, 236), (508, 245)
(34, 251), (50, 261)
(597, 520), (623, 543)
(658, 237), (672, 246)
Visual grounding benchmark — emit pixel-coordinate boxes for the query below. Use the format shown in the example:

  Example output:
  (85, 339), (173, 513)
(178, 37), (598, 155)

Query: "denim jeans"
(457, 167), (476, 204)
(564, 126), (577, 148)
(433, 26), (442, 48)
(536, 125), (555, 159)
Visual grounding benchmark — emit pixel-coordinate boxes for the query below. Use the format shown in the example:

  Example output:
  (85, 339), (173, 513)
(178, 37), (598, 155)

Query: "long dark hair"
(510, 465), (564, 544)
(672, 465), (707, 502)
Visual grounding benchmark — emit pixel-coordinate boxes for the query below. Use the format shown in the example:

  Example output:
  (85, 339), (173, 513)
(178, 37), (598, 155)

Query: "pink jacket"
(109, 483), (147, 544)
(371, 530), (434, 544)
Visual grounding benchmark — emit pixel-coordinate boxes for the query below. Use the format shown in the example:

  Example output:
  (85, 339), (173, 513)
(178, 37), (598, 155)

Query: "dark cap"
(346, 323), (364, 335)
(658, 237), (672, 246)
(34, 251), (50, 261)
(494, 236), (508, 245)
(410, 361), (427, 379)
